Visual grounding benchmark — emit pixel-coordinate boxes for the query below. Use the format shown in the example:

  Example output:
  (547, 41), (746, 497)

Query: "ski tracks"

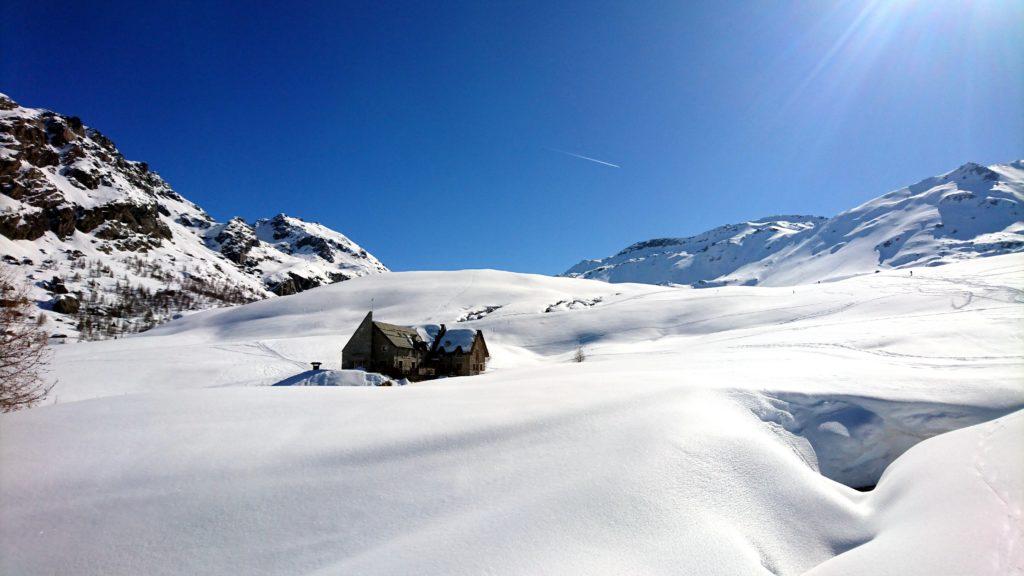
(211, 341), (309, 371)
(973, 418), (1024, 575)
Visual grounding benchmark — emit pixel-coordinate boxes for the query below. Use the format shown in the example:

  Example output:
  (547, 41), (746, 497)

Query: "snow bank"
(805, 410), (1024, 575)
(272, 369), (402, 387)
(2, 387), (1019, 575)
(0, 254), (1021, 574)
(0, 386), (867, 575)
(741, 391), (1012, 488)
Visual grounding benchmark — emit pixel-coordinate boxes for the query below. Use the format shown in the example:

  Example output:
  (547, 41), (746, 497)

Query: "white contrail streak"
(549, 148), (620, 168)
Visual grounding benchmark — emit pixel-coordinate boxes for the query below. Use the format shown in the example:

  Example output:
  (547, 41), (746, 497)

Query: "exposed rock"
(1, 93), (388, 338)
(51, 294), (79, 314)
(48, 276), (69, 295)
(208, 218), (260, 265)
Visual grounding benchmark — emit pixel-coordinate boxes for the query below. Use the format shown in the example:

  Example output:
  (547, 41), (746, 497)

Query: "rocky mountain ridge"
(0, 93), (387, 339)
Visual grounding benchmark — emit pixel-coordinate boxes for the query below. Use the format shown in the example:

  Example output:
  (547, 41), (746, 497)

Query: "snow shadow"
(744, 391), (1019, 489)
(272, 370), (321, 386)
(272, 369), (396, 387)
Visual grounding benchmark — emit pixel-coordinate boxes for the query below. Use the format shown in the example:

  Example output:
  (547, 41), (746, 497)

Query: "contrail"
(549, 148), (620, 168)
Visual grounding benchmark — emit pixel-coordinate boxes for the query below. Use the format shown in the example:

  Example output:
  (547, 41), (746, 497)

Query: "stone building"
(340, 311), (489, 380)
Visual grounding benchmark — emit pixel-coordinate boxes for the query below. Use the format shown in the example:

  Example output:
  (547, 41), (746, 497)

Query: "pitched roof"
(435, 328), (479, 353)
(373, 321), (423, 349)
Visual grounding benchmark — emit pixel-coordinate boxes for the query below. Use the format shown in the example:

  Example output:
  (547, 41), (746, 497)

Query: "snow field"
(1, 254), (1022, 574)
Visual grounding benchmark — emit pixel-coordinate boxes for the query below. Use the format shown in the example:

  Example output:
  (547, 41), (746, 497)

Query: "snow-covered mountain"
(565, 215), (828, 286)
(0, 93), (386, 338)
(565, 161), (1024, 286)
(206, 213), (388, 296)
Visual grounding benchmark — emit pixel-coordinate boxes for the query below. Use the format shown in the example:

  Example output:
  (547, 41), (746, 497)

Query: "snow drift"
(1, 254), (1022, 575)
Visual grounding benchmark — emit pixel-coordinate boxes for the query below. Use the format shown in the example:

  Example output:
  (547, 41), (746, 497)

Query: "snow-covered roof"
(435, 329), (478, 353)
(416, 324), (442, 344)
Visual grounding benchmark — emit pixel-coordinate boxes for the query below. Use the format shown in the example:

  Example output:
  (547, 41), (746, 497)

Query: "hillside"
(565, 161), (1024, 286)
(2, 254), (1020, 574)
(0, 93), (386, 338)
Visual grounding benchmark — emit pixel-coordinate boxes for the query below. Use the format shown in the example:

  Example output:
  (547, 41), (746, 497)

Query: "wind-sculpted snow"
(804, 411), (1024, 576)
(740, 392), (1012, 488)
(1, 255), (1022, 574)
(566, 161), (1024, 287)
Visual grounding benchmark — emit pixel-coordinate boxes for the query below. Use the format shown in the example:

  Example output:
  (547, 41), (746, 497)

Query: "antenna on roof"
(370, 297), (374, 312)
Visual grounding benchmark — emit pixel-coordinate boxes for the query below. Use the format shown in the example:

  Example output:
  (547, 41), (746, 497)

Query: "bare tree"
(573, 346), (586, 363)
(1, 266), (52, 411)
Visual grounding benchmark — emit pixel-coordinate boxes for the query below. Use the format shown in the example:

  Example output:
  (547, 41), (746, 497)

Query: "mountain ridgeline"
(0, 93), (387, 339)
(565, 161), (1024, 286)
(3, 93), (1021, 339)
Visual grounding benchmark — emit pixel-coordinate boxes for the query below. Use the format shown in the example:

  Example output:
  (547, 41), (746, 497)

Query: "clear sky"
(3, 1), (1022, 273)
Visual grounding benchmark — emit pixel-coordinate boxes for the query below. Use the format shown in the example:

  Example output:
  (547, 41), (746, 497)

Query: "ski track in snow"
(973, 419), (1023, 574)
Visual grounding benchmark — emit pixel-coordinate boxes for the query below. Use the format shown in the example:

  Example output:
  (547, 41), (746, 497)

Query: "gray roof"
(374, 321), (423, 349)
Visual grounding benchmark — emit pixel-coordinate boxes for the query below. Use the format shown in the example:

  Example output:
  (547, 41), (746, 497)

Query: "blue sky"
(3, 1), (1022, 273)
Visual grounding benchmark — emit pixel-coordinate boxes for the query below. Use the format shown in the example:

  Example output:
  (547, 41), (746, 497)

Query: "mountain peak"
(566, 161), (1024, 287)
(944, 162), (999, 183)
(1, 94), (388, 338)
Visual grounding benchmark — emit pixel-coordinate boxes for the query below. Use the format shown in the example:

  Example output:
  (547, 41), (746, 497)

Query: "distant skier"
(910, 270), (913, 277)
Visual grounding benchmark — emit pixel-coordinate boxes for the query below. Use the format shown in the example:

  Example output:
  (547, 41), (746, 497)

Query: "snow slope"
(1, 254), (1022, 575)
(566, 161), (1024, 287)
(565, 215), (828, 286)
(805, 411), (1024, 576)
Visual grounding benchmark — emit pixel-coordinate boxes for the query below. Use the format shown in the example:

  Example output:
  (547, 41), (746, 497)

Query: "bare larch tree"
(1, 265), (52, 411)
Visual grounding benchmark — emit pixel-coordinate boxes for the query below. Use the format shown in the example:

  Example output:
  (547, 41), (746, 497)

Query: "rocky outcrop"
(1, 93), (388, 339)
(208, 218), (260, 265)
(51, 294), (79, 314)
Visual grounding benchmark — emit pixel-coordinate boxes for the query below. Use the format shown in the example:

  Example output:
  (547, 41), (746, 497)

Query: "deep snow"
(1, 254), (1022, 575)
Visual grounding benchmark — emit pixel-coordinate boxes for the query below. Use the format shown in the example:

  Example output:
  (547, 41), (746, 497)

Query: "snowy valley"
(2, 254), (1022, 575)
(4, 0), (1023, 573)
(2, 96), (1023, 576)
